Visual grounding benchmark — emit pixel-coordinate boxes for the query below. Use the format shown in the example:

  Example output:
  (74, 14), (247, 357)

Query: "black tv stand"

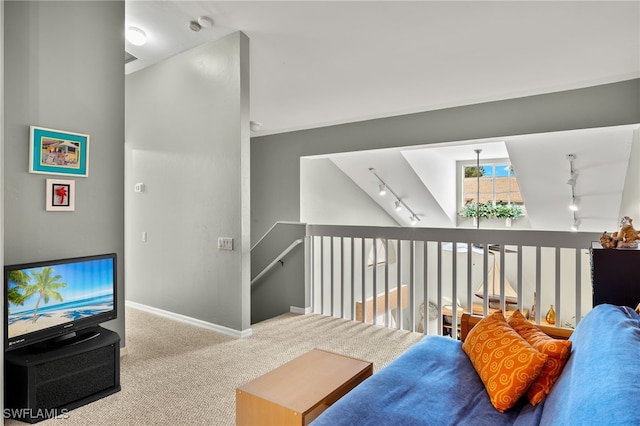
(4, 326), (120, 423)
(34, 328), (102, 350)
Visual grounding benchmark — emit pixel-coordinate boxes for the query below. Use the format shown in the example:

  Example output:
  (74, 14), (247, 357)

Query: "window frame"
(458, 157), (523, 208)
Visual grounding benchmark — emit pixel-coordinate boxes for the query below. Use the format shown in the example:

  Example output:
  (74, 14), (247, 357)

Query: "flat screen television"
(4, 253), (117, 351)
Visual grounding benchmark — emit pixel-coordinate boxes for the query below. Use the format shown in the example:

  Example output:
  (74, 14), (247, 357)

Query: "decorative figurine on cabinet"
(600, 216), (640, 249)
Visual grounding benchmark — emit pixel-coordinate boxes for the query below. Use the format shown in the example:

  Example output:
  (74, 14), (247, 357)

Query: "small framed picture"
(29, 126), (89, 177)
(46, 179), (75, 211)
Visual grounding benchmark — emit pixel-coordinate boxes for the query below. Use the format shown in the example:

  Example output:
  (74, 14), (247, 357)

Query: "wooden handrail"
(460, 312), (573, 342)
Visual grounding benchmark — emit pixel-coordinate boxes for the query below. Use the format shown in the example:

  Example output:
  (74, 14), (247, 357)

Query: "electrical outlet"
(218, 237), (234, 251)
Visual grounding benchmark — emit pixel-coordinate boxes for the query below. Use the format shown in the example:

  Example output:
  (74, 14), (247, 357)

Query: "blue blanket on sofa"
(312, 304), (640, 426)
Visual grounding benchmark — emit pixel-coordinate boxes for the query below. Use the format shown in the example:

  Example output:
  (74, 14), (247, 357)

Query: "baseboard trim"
(290, 306), (313, 315)
(125, 300), (253, 338)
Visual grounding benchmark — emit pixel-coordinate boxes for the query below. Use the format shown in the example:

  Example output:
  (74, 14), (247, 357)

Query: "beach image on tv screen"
(7, 258), (114, 339)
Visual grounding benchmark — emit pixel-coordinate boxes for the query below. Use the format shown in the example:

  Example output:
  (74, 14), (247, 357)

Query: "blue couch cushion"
(312, 335), (544, 426)
(540, 304), (640, 425)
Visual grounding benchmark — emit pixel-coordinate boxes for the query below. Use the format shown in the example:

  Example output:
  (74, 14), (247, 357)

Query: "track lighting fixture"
(369, 168), (421, 225)
(569, 198), (578, 211)
(571, 219), (580, 232)
(566, 154), (579, 231)
(566, 154), (578, 186)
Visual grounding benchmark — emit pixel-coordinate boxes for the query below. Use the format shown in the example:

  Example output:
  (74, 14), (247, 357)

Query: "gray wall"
(125, 32), (251, 332)
(251, 222), (306, 323)
(3, 0), (125, 342)
(252, 79), (640, 243)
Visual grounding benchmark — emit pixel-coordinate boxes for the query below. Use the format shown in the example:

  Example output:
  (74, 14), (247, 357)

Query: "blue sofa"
(312, 304), (640, 425)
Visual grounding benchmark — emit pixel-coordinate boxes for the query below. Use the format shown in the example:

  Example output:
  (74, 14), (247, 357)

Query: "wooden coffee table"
(236, 349), (373, 426)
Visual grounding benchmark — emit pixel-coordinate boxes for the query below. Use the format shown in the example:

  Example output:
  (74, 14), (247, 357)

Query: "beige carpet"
(6, 307), (424, 426)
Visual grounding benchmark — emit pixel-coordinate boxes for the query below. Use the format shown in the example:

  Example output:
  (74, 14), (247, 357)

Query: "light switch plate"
(218, 237), (233, 251)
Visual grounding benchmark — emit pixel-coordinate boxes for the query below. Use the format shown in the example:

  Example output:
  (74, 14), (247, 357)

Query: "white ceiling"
(125, 1), (640, 137)
(125, 1), (640, 232)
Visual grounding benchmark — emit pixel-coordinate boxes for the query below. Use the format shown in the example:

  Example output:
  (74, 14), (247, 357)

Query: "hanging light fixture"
(369, 168), (421, 225)
(475, 149), (482, 229)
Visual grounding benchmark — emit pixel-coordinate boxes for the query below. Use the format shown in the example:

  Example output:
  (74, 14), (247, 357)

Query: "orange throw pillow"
(508, 309), (572, 405)
(462, 311), (547, 413)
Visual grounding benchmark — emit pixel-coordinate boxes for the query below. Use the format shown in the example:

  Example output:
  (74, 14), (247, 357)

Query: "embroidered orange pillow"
(462, 311), (548, 412)
(508, 309), (572, 405)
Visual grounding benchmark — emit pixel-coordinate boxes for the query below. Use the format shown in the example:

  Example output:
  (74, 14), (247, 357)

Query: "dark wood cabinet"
(4, 327), (120, 423)
(590, 242), (640, 309)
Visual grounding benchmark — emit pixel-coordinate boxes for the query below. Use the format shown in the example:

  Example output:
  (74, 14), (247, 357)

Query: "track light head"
(395, 200), (402, 211)
(378, 184), (386, 196)
(570, 219), (580, 232)
(566, 173), (579, 186)
(569, 197), (579, 211)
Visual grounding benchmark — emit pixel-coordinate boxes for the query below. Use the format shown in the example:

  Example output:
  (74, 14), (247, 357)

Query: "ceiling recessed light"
(126, 26), (147, 46)
(198, 16), (214, 28)
(189, 21), (202, 32)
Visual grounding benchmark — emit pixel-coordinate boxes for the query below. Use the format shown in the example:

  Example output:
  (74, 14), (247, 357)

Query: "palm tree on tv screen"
(7, 270), (30, 309)
(20, 267), (68, 323)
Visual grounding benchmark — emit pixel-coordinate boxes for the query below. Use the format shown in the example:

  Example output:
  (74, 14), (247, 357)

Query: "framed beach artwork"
(46, 179), (75, 212)
(29, 126), (89, 177)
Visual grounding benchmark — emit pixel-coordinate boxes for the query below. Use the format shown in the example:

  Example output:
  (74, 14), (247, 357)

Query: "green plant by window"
(459, 202), (491, 218)
(492, 202), (523, 219)
(464, 166), (486, 178)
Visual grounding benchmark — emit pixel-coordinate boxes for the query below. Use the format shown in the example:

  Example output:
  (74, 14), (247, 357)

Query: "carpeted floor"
(6, 306), (424, 425)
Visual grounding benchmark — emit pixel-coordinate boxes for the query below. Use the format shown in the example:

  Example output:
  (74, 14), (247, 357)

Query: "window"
(462, 160), (523, 206)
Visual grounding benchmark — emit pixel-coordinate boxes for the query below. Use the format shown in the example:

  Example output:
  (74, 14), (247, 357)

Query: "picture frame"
(29, 126), (89, 177)
(46, 179), (75, 212)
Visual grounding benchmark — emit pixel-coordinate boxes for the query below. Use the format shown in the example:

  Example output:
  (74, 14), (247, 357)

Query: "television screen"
(5, 253), (117, 351)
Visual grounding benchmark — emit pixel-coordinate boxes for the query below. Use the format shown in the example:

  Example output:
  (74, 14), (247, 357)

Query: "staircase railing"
(250, 222), (307, 323)
(251, 238), (304, 286)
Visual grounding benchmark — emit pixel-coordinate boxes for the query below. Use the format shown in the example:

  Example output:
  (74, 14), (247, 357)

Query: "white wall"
(125, 32), (251, 333)
(300, 157), (398, 227)
(620, 128), (640, 219)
